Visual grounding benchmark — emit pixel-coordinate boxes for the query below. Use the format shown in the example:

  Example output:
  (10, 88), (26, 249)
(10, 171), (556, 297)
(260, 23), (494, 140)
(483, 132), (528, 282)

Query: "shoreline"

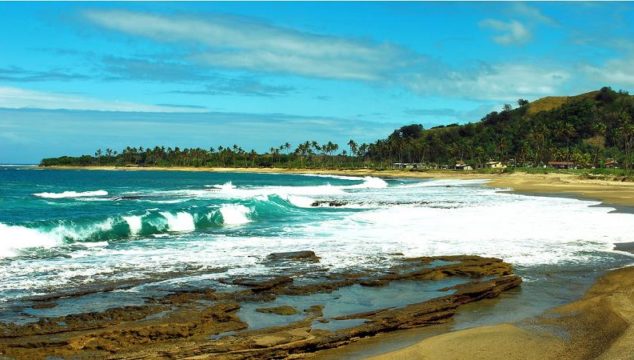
(364, 264), (634, 360)
(36, 165), (634, 359)
(42, 165), (634, 208)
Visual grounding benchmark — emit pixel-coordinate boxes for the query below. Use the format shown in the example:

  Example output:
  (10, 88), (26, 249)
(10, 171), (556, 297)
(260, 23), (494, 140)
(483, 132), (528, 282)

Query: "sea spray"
(219, 204), (252, 225)
(159, 212), (196, 232)
(0, 223), (59, 257)
(345, 176), (388, 189)
(123, 215), (143, 235)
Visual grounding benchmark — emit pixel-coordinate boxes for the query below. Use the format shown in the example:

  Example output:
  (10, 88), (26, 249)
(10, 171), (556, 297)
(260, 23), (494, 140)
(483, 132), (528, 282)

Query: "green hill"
(367, 87), (634, 169)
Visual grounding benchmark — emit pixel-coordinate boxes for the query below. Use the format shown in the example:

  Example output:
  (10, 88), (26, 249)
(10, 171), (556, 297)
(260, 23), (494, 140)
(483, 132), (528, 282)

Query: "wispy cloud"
(510, 3), (558, 26)
(479, 19), (531, 45)
(404, 104), (504, 127)
(100, 56), (212, 83)
(0, 66), (89, 82)
(0, 86), (207, 113)
(84, 10), (416, 81)
(404, 63), (570, 101)
(170, 77), (295, 97)
(82, 9), (570, 102)
(584, 57), (634, 86)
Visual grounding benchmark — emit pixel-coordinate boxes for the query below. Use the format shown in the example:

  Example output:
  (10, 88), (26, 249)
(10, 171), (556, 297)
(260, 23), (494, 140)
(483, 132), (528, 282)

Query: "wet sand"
(366, 265), (634, 360)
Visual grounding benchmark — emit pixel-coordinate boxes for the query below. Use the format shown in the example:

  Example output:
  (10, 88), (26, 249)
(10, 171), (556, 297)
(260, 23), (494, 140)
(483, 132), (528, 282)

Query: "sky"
(1, 2), (634, 163)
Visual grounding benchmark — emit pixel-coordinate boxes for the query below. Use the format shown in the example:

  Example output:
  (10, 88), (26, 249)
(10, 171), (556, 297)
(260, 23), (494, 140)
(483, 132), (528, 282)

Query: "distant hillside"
(367, 87), (634, 170)
(526, 91), (599, 115)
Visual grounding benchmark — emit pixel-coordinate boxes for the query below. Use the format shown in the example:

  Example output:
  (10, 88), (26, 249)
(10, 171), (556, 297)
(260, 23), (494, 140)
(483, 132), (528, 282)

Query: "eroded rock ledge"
(0, 254), (521, 359)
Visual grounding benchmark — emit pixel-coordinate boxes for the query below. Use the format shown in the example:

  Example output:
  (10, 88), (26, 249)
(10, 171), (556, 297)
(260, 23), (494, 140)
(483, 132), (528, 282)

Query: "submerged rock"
(256, 305), (299, 316)
(266, 250), (320, 263)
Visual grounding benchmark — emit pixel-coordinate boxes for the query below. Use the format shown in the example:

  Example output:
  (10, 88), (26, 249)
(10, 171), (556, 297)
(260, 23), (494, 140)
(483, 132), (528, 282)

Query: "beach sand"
(366, 265), (634, 360)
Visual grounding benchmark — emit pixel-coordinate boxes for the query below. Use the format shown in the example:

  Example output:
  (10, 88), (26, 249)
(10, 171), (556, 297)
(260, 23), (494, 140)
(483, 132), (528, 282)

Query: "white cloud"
(84, 10), (414, 81)
(0, 86), (207, 112)
(479, 19), (531, 45)
(82, 10), (575, 102)
(510, 3), (557, 26)
(584, 57), (634, 86)
(404, 64), (570, 101)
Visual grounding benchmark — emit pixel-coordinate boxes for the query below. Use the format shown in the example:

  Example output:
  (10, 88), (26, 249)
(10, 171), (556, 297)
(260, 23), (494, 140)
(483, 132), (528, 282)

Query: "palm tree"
(347, 140), (358, 158)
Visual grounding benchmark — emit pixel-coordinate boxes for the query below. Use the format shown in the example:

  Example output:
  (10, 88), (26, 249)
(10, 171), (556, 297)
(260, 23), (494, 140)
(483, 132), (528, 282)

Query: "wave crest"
(34, 190), (108, 199)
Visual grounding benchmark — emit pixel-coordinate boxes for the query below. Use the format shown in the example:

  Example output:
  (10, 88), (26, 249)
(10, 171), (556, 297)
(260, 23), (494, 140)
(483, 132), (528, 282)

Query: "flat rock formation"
(370, 265), (634, 360)
(0, 254), (521, 359)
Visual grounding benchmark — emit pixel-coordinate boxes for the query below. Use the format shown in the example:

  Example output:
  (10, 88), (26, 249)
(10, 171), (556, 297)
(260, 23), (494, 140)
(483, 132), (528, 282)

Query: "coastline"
(38, 165), (634, 359)
(364, 264), (634, 360)
(42, 165), (634, 208)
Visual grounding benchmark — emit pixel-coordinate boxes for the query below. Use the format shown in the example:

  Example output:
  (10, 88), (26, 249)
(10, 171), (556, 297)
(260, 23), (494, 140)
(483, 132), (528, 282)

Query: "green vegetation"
(41, 87), (634, 174)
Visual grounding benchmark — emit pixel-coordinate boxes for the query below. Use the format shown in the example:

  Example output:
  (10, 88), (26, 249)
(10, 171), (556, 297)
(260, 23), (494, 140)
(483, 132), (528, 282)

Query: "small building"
(485, 161), (506, 169)
(454, 161), (473, 171)
(392, 162), (424, 170)
(548, 161), (575, 169)
(605, 159), (619, 168)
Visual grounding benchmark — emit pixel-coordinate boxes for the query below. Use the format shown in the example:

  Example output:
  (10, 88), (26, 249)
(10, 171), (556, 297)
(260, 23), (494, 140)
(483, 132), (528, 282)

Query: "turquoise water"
(1, 166), (634, 324)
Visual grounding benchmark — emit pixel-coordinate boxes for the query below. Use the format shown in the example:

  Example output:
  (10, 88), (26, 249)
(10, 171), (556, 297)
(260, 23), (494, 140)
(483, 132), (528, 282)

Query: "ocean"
(1, 166), (633, 327)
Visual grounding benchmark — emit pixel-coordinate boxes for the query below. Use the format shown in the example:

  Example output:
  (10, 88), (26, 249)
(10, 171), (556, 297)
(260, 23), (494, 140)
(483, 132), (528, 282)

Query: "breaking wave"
(34, 190), (109, 199)
(0, 196), (310, 257)
(219, 204), (251, 225)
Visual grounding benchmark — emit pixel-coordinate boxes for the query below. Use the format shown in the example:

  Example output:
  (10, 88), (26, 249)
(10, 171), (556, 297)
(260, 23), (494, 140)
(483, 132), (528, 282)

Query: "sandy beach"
(367, 265), (634, 360)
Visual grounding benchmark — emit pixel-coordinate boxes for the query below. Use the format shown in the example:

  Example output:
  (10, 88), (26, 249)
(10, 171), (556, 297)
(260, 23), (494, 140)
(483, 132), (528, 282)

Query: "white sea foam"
(344, 176), (388, 189)
(219, 204), (251, 225)
(75, 197), (112, 202)
(210, 182), (235, 191)
(123, 215), (143, 235)
(160, 177), (386, 202)
(294, 193), (634, 266)
(0, 223), (59, 257)
(33, 190), (108, 199)
(286, 195), (316, 208)
(396, 179), (490, 188)
(206, 182), (346, 198)
(300, 173), (364, 181)
(160, 212), (195, 232)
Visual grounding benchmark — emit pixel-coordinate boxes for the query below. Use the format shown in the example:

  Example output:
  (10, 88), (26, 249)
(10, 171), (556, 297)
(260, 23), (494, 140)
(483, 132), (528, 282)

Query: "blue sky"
(1, 2), (634, 163)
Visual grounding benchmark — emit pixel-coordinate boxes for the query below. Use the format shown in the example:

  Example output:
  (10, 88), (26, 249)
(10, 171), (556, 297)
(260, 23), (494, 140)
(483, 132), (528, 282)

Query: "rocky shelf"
(0, 254), (521, 359)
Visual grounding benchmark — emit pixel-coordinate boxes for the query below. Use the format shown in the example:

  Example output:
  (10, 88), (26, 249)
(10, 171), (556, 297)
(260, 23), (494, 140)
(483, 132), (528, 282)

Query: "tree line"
(40, 140), (374, 169)
(41, 87), (634, 172)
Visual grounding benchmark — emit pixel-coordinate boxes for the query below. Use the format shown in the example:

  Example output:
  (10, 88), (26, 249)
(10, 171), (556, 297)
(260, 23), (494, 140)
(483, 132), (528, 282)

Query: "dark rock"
(266, 251), (320, 263)
(256, 305), (298, 316)
(311, 200), (348, 207)
(231, 276), (294, 292)
(31, 302), (57, 310)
